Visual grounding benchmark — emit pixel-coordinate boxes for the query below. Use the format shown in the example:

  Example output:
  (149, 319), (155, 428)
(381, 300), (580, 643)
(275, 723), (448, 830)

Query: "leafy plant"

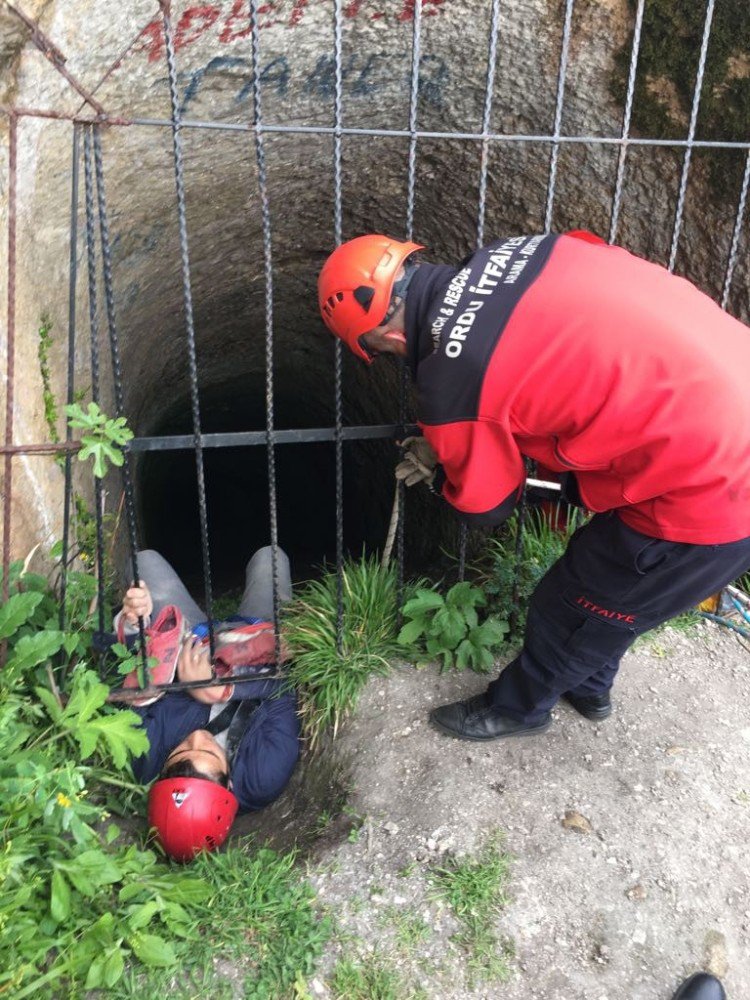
(398, 581), (508, 672)
(65, 401), (134, 478)
(477, 506), (581, 638)
(283, 555), (422, 746)
(0, 557), (332, 998)
(428, 832), (514, 984)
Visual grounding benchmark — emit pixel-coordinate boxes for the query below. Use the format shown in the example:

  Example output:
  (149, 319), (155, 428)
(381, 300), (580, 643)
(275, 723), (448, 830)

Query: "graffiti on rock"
(178, 52), (449, 113)
(136, 0), (447, 64)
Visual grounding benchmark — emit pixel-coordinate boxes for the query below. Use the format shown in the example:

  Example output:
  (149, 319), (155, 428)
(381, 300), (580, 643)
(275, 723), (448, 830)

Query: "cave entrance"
(137, 372), (396, 596)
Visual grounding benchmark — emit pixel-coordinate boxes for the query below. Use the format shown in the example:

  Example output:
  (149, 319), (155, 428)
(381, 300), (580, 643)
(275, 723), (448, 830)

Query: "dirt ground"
(296, 621), (750, 999)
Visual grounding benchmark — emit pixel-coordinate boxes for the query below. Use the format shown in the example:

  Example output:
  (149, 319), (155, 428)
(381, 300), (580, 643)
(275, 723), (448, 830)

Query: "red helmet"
(318, 234), (424, 362)
(148, 777), (239, 863)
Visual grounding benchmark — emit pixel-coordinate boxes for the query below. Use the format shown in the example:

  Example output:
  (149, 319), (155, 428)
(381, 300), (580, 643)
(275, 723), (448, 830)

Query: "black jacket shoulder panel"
(411, 235), (558, 425)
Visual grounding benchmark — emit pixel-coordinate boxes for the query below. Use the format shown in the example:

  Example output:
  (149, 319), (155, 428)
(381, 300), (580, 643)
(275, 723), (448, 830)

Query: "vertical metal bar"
(721, 148), (750, 310)
(398, 0), (423, 614)
(59, 125), (81, 635)
(333, 0), (345, 652)
(160, 3), (216, 654)
(459, 0), (502, 585)
(608, 0), (645, 244)
(83, 129), (107, 636)
(543, 0), (575, 234)
(668, 0), (715, 273)
(476, 0), (501, 248)
(91, 126), (147, 666)
(249, 0), (281, 663)
(1, 113), (17, 614)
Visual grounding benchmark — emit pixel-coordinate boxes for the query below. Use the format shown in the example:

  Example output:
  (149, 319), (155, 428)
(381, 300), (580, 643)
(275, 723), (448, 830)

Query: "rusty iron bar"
(5, 3), (107, 115)
(0, 441), (81, 455)
(2, 113), (18, 613)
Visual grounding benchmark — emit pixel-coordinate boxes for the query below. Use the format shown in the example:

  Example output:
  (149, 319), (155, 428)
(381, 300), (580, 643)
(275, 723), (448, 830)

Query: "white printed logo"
(172, 790), (190, 808)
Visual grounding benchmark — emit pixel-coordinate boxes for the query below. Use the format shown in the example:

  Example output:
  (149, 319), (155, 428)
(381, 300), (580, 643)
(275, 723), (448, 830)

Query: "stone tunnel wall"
(1, 0), (748, 576)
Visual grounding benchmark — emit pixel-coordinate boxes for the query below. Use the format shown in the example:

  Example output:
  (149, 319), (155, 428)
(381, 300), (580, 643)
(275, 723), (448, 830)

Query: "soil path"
(305, 622), (750, 999)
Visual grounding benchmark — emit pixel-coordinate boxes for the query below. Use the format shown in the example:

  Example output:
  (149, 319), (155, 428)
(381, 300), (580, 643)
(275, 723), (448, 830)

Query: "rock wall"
(1, 0), (748, 577)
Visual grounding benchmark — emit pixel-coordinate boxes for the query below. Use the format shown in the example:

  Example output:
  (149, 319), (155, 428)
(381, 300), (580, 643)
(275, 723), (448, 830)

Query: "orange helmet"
(318, 235), (424, 362)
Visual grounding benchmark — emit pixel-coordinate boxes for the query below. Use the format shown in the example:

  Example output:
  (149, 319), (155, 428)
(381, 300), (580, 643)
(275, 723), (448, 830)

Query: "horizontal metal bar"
(128, 423), (419, 451)
(4, 106), (750, 151)
(106, 672), (287, 702)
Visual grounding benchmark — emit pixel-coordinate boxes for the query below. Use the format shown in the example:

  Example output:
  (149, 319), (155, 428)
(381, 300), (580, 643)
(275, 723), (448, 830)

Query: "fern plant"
(398, 581), (508, 673)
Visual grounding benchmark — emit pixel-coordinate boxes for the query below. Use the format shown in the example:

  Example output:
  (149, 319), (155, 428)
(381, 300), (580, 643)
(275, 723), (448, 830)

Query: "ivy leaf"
(0, 592), (44, 640)
(7, 630), (65, 672)
(129, 932), (177, 967)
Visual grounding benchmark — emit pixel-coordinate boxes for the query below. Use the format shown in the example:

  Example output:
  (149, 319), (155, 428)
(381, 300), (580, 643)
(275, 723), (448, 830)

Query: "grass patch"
(380, 906), (432, 953)
(283, 555), (422, 746)
(112, 843), (331, 999)
(329, 955), (426, 1000)
(429, 833), (514, 984)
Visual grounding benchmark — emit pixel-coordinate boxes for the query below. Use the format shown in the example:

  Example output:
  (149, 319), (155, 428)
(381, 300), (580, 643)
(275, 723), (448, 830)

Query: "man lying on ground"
(115, 546), (299, 861)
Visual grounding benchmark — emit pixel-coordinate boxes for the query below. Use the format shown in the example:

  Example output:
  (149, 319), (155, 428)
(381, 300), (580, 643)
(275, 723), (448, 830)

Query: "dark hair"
(160, 757), (230, 788)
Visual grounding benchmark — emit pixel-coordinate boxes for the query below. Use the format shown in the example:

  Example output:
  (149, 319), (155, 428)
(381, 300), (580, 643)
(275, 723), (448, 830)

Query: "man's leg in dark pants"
(486, 514), (750, 725)
(431, 513), (750, 739)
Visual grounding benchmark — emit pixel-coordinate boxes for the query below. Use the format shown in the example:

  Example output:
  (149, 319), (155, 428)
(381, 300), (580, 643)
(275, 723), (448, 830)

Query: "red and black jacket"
(405, 232), (750, 544)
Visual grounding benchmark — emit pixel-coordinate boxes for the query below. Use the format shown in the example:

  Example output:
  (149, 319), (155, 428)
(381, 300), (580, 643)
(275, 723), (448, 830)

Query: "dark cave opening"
(137, 373), (396, 596)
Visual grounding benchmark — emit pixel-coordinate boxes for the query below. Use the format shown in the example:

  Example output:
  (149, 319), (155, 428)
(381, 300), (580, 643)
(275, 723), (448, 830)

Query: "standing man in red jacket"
(317, 232), (750, 742)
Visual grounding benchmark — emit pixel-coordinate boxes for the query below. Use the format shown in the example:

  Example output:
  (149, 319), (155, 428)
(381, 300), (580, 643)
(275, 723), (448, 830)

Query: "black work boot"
(563, 690), (612, 721)
(429, 693), (551, 742)
(671, 973), (726, 1000)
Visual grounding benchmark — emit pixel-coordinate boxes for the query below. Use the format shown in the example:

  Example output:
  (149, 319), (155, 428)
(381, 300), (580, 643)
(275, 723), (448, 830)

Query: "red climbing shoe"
(121, 604), (185, 707)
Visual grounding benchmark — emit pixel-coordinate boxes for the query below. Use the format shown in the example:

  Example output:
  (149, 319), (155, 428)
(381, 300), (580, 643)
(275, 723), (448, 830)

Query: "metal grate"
(1, 0), (748, 692)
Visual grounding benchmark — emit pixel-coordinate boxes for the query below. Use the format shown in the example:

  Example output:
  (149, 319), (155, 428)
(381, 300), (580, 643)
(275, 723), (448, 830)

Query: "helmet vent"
(353, 285), (375, 312)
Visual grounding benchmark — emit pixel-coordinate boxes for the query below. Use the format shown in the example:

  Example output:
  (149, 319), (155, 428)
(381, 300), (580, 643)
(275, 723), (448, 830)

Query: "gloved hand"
(395, 436), (438, 487)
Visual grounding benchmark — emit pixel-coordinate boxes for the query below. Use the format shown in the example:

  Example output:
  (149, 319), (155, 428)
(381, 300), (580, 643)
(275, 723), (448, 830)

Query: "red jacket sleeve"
(421, 419), (525, 521)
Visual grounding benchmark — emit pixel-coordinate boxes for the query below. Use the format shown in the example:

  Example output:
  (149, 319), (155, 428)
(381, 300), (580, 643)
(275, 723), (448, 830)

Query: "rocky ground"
(275, 620), (750, 999)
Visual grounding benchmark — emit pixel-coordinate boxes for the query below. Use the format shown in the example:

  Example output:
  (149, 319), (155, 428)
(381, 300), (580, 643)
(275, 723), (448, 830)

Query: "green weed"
(0, 559), (331, 998)
(478, 506), (580, 638)
(380, 906), (432, 952)
(330, 955), (423, 1000)
(66, 401), (134, 479)
(398, 581), (508, 672)
(429, 833), (514, 984)
(283, 555), (422, 746)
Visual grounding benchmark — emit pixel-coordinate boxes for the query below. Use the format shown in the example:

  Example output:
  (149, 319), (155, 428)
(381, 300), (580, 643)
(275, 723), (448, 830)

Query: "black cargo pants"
(486, 513), (750, 724)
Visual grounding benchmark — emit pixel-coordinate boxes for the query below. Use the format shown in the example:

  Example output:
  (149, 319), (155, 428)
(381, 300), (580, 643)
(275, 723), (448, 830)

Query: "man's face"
(164, 729), (229, 784)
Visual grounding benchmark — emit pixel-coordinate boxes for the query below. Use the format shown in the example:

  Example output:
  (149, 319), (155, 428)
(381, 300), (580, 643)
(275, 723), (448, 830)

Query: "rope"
(381, 483), (400, 570)
(91, 125), (147, 669)
(249, 0), (282, 666)
(161, 4), (216, 657)
(608, 0), (645, 245)
(82, 129), (107, 636)
(668, 0), (715, 273)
